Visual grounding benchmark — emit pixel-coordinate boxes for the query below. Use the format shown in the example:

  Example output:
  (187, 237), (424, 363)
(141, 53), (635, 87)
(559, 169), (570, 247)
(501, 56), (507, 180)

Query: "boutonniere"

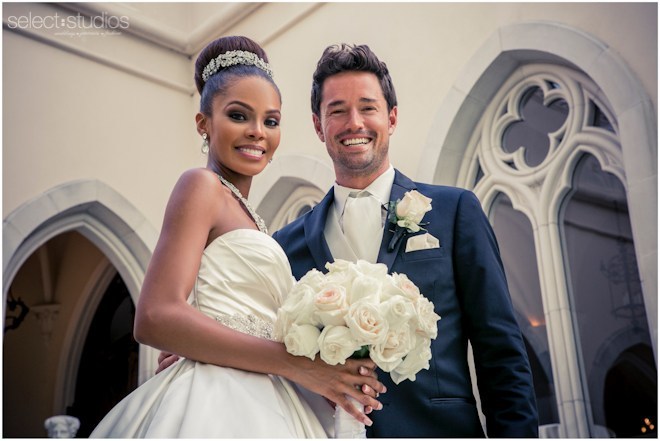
(387, 190), (433, 251)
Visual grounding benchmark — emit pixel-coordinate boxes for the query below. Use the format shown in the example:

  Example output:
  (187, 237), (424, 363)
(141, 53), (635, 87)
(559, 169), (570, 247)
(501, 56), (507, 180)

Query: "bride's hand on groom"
(156, 351), (180, 374)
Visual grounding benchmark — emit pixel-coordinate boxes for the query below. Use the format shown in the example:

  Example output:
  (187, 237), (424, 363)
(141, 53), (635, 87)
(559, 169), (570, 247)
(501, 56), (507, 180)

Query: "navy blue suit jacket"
(272, 170), (538, 438)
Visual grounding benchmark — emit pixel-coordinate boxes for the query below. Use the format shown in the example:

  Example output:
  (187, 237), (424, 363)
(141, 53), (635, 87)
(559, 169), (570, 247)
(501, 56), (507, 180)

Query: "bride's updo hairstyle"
(194, 36), (280, 115)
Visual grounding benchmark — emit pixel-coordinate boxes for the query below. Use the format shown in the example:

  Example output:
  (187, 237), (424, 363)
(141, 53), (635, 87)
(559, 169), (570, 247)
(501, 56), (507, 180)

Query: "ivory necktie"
(342, 191), (383, 263)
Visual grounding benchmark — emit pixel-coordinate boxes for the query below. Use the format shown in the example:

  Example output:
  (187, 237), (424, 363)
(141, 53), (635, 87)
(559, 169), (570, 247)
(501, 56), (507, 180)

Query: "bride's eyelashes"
(228, 111), (247, 121)
(227, 111), (280, 128)
(265, 117), (280, 127)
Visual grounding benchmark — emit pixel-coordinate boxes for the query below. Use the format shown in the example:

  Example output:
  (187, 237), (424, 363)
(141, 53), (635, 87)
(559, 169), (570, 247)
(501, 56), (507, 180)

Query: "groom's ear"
(312, 113), (325, 142)
(388, 106), (398, 136)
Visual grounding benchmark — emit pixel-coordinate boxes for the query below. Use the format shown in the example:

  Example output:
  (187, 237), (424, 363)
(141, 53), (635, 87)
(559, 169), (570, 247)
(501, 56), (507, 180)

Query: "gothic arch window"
(468, 63), (655, 437)
(490, 192), (558, 425)
(563, 153), (655, 436)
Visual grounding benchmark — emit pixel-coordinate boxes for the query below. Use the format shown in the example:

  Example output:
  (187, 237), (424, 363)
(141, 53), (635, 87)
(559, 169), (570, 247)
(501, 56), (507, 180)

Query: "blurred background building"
(3, 2), (657, 437)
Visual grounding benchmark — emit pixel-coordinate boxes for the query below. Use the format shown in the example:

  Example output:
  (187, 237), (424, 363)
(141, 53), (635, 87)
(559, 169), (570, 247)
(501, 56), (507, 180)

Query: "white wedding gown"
(90, 229), (335, 438)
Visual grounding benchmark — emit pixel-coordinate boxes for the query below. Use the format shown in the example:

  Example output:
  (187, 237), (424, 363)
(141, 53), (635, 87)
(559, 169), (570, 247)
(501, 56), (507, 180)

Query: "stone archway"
(3, 179), (160, 396)
(603, 343), (657, 437)
(590, 328), (656, 429)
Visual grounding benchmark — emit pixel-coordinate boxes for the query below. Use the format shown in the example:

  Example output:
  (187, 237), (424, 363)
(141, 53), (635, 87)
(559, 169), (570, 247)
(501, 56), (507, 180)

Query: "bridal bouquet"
(275, 259), (441, 438)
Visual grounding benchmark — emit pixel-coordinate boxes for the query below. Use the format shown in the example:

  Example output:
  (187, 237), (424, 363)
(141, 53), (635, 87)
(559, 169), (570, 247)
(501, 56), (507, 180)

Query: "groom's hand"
(324, 363), (380, 414)
(296, 357), (386, 426)
(156, 351), (180, 374)
(358, 364), (379, 414)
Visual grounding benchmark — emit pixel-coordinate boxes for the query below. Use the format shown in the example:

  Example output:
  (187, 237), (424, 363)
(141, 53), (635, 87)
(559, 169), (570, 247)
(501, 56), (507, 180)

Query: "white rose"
(415, 296), (441, 339)
(384, 273), (422, 302)
(354, 260), (389, 279)
(369, 323), (414, 372)
(390, 336), (433, 384)
(281, 283), (319, 326)
(314, 284), (349, 326)
(283, 323), (321, 360)
(381, 295), (416, 328)
(348, 275), (382, 303)
(325, 269), (357, 291)
(297, 268), (328, 293)
(325, 259), (352, 274)
(395, 190), (432, 231)
(318, 325), (360, 365)
(345, 300), (388, 345)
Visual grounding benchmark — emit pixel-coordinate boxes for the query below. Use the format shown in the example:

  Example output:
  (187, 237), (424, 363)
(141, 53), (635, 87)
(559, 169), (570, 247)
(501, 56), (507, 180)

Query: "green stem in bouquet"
(351, 345), (370, 359)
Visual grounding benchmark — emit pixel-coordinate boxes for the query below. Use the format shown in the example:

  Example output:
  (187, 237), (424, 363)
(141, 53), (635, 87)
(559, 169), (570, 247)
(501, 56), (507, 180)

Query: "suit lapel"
(377, 170), (417, 272)
(304, 190), (336, 272)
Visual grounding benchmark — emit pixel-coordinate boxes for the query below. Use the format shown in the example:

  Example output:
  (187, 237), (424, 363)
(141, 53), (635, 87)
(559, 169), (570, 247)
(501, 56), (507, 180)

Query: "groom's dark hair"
(311, 44), (398, 117)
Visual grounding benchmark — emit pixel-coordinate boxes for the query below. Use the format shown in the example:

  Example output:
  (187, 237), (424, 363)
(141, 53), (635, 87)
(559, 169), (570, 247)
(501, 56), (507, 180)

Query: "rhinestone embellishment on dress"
(215, 313), (274, 340)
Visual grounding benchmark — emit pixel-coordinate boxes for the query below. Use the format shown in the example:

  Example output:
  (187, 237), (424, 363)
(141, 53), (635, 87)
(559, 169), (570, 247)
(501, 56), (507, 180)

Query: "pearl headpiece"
(202, 50), (273, 82)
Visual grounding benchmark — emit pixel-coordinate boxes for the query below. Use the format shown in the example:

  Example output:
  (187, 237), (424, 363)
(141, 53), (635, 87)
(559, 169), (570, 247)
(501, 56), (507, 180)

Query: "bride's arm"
(134, 169), (384, 425)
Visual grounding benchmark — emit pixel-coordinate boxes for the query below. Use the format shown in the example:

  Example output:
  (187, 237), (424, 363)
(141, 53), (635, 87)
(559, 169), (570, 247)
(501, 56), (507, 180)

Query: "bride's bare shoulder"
(177, 167), (219, 187)
(165, 168), (229, 212)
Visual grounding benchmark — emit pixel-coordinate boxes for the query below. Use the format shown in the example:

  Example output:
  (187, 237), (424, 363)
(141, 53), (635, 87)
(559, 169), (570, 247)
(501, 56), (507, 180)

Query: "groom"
(271, 43), (539, 437)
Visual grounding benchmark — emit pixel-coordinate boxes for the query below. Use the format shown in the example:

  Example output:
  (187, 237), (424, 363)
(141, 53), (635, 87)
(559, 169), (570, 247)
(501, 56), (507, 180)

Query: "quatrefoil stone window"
(502, 86), (568, 168)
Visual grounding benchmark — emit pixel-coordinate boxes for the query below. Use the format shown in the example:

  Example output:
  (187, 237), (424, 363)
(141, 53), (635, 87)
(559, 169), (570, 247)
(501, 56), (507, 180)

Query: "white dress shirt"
(323, 166), (395, 262)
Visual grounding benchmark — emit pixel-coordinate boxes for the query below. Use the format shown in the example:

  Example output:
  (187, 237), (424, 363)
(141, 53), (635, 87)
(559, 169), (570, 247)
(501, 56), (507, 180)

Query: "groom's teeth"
(342, 138), (370, 146)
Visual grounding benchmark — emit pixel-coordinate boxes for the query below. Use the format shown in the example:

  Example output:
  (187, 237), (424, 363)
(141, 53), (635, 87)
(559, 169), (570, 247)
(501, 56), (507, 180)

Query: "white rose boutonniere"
(387, 190), (433, 251)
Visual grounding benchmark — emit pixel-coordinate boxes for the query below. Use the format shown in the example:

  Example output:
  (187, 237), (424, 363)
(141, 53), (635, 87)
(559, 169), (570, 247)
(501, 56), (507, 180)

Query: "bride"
(90, 35), (385, 438)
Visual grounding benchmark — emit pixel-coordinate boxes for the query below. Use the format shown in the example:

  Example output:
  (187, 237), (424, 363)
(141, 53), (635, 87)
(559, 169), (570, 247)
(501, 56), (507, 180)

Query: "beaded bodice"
(192, 229), (294, 341)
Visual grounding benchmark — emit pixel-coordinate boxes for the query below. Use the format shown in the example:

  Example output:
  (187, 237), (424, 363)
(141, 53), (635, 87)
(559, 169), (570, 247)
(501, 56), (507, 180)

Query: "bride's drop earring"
(201, 133), (209, 154)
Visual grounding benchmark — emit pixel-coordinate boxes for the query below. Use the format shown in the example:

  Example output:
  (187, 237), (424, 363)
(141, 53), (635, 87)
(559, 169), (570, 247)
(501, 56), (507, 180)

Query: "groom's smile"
(341, 137), (372, 147)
